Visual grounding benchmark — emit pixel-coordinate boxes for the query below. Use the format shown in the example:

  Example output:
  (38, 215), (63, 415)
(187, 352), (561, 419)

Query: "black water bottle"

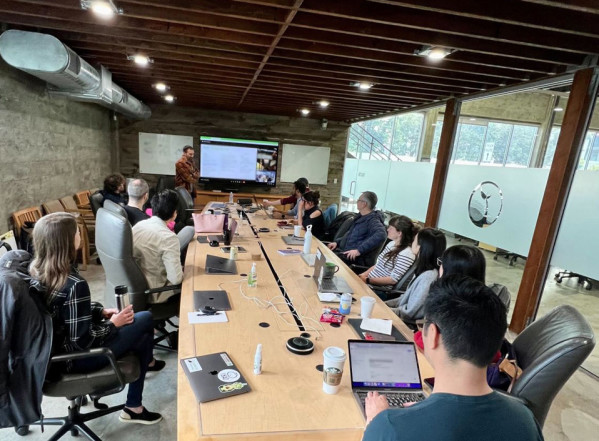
(115, 285), (129, 312)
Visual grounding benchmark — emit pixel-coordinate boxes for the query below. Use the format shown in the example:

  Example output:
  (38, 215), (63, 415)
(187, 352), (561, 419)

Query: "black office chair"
(554, 270), (592, 290)
(366, 263), (417, 301)
(321, 211), (357, 243)
(156, 175), (175, 193)
(174, 186), (201, 234)
(95, 208), (179, 351)
(507, 305), (595, 428)
(89, 192), (104, 217)
(0, 240), (11, 253)
(17, 349), (141, 441)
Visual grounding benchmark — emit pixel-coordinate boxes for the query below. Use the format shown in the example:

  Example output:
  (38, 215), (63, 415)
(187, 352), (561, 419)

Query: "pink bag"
(192, 213), (225, 233)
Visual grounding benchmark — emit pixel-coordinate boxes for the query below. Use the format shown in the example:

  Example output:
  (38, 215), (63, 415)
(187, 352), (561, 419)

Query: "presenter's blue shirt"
(363, 392), (543, 441)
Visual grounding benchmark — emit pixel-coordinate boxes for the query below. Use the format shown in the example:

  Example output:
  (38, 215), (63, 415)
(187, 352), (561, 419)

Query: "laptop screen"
(348, 340), (422, 390)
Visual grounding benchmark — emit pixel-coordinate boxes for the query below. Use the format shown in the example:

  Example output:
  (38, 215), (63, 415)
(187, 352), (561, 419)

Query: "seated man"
(124, 178), (150, 226)
(132, 190), (184, 303)
(100, 173), (127, 205)
(327, 191), (386, 266)
(263, 178), (308, 218)
(363, 275), (543, 441)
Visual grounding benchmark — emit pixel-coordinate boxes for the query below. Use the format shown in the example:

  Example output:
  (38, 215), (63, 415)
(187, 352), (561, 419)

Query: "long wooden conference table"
(177, 204), (434, 441)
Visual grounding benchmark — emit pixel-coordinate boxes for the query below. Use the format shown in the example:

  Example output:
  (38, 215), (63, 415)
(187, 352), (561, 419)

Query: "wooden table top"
(177, 204), (434, 441)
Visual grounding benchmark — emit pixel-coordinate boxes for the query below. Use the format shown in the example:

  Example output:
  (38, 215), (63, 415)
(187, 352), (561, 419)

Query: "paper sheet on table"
(360, 318), (393, 335)
(188, 311), (228, 324)
(318, 292), (341, 303)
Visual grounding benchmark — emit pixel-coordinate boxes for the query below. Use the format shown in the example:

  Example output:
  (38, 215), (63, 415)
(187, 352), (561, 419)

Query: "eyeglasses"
(357, 199), (366, 203)
(436, 257), (442, 266)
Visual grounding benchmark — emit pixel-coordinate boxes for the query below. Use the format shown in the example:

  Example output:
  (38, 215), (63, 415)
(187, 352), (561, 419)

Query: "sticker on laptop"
(220, 353), (233, 366)
(218, 369), (241, 382)
(184, 357), (202, 373)
(218, 382), (247, 393)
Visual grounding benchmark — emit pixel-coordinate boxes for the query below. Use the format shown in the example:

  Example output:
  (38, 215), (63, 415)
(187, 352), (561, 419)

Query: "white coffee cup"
(293, 225), (302, 237)
(322, 346), (346, 394)
(361, 296), (376, 319)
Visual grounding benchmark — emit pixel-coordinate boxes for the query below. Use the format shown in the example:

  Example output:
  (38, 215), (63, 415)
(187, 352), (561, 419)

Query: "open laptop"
(312, 248), (353, 294)
(301, 253), (316, 267)
(193, 290), (232, 311)
(205, 255), (238, 274)
(180, 352), (251, 403)
(348, 340), (426, 418)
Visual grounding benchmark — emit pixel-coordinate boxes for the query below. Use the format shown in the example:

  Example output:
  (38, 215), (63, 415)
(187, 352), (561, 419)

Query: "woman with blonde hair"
(30, 212), (163, 425)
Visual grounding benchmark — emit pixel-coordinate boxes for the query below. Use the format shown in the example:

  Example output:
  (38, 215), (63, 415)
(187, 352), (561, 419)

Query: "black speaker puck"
(286, 337), (314, 355)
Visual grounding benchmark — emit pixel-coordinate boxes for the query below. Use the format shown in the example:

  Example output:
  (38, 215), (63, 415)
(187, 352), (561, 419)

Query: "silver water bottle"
(115, 285), (129, 312)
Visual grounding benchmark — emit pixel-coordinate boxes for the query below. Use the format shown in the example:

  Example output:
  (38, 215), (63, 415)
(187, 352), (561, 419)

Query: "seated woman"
(298, 190), (326, 239)
(385, 227), (446, 325)
(100, 173), (127, 205)
(358, 215), (418, 298)
(30, 212), (164, 425)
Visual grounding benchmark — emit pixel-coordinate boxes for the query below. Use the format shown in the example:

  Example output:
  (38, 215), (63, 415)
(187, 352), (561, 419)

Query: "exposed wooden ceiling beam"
(521, 0), (599, 14)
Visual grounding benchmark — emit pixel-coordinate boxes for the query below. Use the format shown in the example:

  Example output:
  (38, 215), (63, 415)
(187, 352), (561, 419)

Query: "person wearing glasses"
(297, 190), (326, 239)
(358, 215), (419, 297)
(364, 276), (543, 441)
(327, 191), (386, 266)
(385, 228), (446, 326)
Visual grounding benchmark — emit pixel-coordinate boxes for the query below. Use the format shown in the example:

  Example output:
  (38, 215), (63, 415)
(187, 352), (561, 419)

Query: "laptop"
(193, 290), (232, 311)
(205, 255), (238, 274)
(180, 352), (251, 403)
(301, 253), (316, 267)
(312, 248), (353, 294)
(282, 234), (304, 246)
(348, 340), (426, 418)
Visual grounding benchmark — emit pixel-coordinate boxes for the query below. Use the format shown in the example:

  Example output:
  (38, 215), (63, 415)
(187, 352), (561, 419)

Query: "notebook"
(180, 352), (251, 403)
(348, 340), (425, 419)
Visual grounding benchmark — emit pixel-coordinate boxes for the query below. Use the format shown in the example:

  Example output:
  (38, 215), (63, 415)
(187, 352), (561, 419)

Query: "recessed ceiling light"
(469, 118), (477, 121)
(553, 107), (564, 112)
(153, 82), (169, 92)
(81, 0), (123, 18)
(127, 54), (153, 66)
(300, 108), (310, 116)
(351, 81), (374, 90)
(164, 94), (175, 103)
(318, 100), (330, 108)
(414, 45), (454, 61)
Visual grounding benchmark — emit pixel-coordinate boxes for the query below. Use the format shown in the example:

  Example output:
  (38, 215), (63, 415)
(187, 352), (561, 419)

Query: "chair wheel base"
(15, 426), (29, 436)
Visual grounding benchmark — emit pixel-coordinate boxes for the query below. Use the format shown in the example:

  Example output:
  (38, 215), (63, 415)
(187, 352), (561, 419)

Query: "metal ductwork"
(0, 30), (151, 119)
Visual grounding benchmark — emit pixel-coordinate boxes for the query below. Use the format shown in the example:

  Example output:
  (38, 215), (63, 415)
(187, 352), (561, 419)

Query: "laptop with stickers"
(180, 352), (251, 403)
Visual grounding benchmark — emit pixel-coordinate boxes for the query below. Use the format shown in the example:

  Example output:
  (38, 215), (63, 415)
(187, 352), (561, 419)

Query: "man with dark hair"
(175, 145), (200, 198)
(328, 191), (386, 265)
(263, 178), (309, 218)
(101, 173), (127, 205)
(363, 275), (543, 441)
(132, 190), (182, 303)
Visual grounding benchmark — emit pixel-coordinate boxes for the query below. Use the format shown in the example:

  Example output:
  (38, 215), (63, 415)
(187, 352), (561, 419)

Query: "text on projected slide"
(200, 144), (257, 180)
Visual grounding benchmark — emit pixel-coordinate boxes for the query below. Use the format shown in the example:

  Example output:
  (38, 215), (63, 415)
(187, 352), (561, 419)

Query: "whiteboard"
(139, 133), (194, 175)
(280, 144), (330, 185)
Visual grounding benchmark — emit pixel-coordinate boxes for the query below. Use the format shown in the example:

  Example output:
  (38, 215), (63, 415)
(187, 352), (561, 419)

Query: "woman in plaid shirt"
(30, 213), (164, 425)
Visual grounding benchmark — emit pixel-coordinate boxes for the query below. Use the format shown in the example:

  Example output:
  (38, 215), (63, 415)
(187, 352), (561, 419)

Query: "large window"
(431, 118), (538, 167)
(543, 128), (599, 170)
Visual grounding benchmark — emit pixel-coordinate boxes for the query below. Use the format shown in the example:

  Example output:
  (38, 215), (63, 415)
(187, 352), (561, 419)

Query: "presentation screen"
(199, 137), (279, 187)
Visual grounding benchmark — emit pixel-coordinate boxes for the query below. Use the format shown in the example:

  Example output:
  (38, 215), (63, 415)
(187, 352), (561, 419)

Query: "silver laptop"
(205, 255), (237, 274)
(348, 340), (425, 418)
(312, 248), (353, 294)
(193, 290), (231, 311)
(301, 253), (316, 267)
(282, 235), (304, 246)
(180, 352), (251, 403)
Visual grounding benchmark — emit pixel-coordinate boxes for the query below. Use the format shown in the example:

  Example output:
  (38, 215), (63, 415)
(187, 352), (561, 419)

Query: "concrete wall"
(118, 106), (350, 208)
(0, 59), (114, 232)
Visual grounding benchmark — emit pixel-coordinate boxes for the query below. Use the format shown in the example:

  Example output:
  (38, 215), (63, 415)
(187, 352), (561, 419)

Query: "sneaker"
(119, 407), (163, 425)
(147, 359), (166, 372)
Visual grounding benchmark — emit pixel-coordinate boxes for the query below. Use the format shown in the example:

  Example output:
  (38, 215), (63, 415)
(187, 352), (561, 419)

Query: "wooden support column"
(425, 98), (461, 227)
(510, 67), (599, 333)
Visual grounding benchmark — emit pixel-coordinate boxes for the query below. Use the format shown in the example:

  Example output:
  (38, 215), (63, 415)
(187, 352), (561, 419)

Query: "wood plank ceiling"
(1, 0), (598, 122)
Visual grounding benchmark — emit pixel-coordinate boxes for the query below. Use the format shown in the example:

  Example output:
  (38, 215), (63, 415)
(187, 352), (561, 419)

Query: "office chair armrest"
(49, 347), (126, 390)
(184, 208), (204, 211)
(350, 264), (369, 273)
(368, 285), (405, 295)
(144, 284), (182, 295)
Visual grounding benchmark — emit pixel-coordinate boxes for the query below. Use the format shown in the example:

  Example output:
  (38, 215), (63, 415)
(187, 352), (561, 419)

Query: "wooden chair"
(11, 206), (42, 245)
(74, 190), (91, 209)
(41, 200), (65, 215)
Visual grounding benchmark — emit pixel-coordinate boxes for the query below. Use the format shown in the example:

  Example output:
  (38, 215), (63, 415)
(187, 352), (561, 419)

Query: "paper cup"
(323, 346), (346, 394)
(360, 296), (376, 319)
(293, 225), (302, 237)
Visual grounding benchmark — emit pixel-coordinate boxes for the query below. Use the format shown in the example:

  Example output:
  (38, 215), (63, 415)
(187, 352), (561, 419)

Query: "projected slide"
(200, 144), (258, 180)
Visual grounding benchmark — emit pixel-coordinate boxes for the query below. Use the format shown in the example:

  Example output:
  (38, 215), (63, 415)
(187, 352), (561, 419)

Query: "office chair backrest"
(394, 261), (416, 292)
(323, 204), (338, 228)
(321, 211), (357, 243)
(89, 192), (104, 217)
(156, 175), (175, 193)
(488, 283), (511, 310)
(174, 186), (193, 233)
(95, 208), (149, 311)
(358, 236), (388, 268)
(41, 200), (64, 215)
(103, 199), (127, 219)
(510, 305), (595, 427)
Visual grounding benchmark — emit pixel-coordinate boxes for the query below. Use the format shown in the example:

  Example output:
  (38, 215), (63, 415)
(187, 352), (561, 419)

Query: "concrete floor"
(1, 252), (598, 441)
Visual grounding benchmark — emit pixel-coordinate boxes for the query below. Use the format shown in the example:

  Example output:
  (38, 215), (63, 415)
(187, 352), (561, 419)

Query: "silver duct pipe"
(0, 30), (151, 119)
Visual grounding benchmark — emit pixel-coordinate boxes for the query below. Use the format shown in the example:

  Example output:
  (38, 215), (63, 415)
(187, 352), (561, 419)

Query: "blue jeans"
(71, 311), (154, 408)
